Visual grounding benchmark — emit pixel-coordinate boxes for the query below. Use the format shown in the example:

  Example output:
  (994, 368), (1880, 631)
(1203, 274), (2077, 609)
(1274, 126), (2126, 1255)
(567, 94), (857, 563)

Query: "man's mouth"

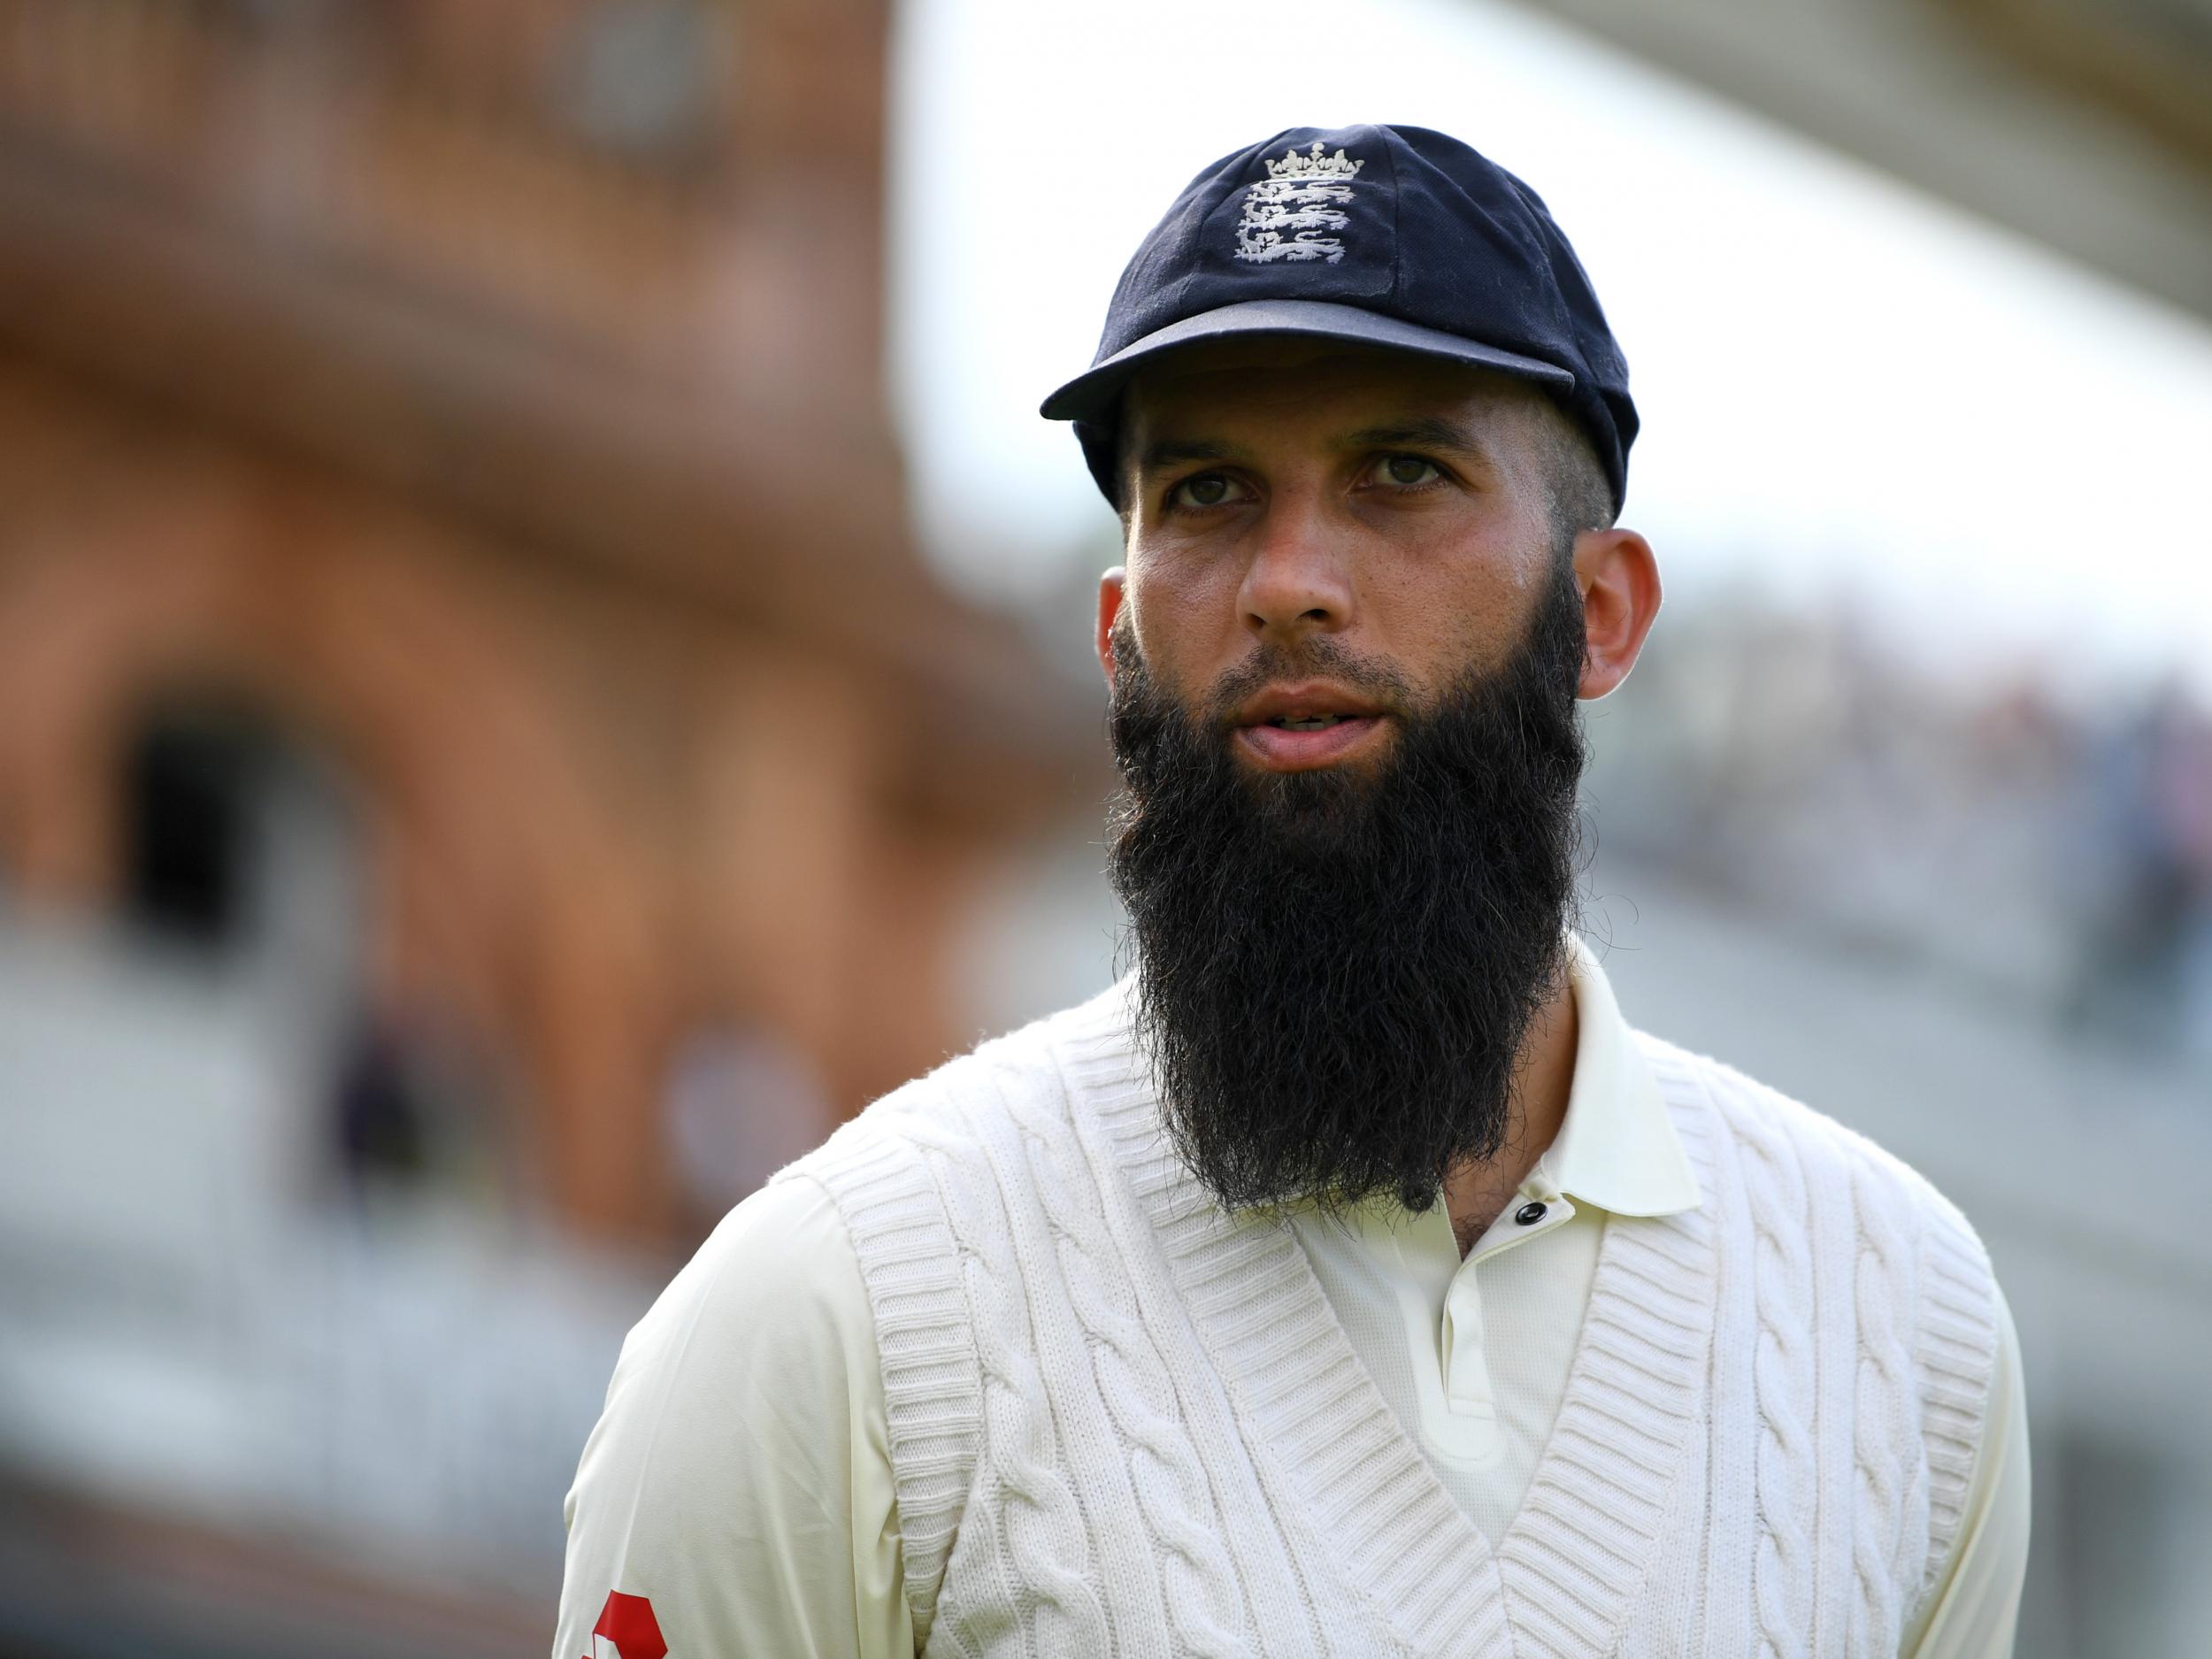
(1236, 711), (1387, 769)
(1227, 681), (1393, 770)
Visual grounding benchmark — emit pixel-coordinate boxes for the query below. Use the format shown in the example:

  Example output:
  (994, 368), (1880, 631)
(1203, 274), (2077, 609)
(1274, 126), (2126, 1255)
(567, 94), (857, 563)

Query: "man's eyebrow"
(1340, 416), (1492, 457)
(1133, 436), (1244, 474)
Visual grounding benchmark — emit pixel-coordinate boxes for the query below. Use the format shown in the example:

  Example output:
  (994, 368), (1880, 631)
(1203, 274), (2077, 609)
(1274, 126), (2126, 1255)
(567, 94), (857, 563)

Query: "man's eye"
(1379, 454), (1441, 487)
(1169, 472), (1242, 510)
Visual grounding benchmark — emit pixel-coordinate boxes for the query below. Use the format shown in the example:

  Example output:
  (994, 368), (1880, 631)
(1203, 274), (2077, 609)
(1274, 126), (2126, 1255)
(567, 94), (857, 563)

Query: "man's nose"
(1236, 497), (1353, 643)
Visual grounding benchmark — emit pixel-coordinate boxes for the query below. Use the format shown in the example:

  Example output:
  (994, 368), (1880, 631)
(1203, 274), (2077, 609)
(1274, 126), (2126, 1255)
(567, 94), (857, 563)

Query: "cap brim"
(1038, 298), (1575, 422)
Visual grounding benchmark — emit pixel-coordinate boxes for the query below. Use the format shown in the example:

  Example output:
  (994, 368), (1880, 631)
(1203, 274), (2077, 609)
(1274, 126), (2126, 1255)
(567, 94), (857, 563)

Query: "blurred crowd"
(1588, 594), (2212, 1070)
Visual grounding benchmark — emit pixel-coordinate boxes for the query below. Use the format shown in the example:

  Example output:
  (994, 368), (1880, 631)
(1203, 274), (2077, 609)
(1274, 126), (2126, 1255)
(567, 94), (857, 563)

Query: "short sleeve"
(1901, 1279), (2032, 1659)
(550, 1176), (913, 1659)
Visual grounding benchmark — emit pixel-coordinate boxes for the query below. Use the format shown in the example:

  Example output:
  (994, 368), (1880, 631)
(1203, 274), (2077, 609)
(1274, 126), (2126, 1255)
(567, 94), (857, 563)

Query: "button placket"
(1440, 1271), (1495, 1420)
(1439, 1190), (1576, 1422)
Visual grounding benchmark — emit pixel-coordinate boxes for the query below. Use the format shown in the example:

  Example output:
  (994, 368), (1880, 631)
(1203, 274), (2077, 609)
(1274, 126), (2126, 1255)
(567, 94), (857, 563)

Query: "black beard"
(1105, 559), (1589, 1217)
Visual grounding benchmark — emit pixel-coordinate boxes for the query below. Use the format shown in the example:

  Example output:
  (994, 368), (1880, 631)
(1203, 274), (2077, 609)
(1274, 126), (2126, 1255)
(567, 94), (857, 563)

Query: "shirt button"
(1514, 1202), (1548, 1225)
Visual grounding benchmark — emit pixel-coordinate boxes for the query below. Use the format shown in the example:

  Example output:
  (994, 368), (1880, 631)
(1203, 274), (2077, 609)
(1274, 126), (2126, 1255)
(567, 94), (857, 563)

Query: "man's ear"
(1571, 527), (1660, 700)
(1096, 567), (1127, 692)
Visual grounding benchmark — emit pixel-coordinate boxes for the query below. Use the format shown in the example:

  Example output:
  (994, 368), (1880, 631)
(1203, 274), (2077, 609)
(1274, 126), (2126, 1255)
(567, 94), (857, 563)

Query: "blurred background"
(0, 0), (2208, 1655)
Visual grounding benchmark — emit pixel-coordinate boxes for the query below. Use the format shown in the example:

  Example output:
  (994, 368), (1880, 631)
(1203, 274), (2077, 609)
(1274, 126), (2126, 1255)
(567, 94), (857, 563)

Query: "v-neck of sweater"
(1263, 932), (1710, 1540)
(1052, 982), (1723, 1659)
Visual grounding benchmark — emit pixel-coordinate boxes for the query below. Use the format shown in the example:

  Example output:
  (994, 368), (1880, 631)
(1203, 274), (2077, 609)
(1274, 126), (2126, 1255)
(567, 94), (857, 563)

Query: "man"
(554, 124), (2029, 1658)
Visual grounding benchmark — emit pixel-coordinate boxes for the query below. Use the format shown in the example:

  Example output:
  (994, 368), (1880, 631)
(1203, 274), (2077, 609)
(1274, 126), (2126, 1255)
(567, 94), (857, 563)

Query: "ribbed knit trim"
(783, 1093), (983, 1649)
(1910, 1194), (2000, 1612)
(1055, 983), (1718, 1659)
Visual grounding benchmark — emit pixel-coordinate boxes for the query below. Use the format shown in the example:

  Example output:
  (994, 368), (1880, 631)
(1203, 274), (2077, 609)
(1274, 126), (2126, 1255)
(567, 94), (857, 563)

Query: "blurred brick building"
(0, 0), (1092, 1249)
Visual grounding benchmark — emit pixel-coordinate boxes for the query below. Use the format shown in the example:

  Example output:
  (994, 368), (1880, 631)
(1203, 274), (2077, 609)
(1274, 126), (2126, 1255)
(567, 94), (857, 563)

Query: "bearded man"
(553, 125), (2028, 1659)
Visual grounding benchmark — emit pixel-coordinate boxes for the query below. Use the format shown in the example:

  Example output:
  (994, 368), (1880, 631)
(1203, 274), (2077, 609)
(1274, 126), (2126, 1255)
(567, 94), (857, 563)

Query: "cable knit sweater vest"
(775, 982), (2001, 1659)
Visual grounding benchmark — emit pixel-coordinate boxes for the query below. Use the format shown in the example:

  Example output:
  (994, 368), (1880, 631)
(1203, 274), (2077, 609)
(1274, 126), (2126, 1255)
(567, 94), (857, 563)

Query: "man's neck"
(1441, 964), (1578, 1257)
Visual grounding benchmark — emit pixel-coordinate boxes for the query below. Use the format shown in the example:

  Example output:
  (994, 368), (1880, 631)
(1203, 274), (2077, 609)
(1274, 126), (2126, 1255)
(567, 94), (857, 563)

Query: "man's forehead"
(1123, 339), (1536, 448)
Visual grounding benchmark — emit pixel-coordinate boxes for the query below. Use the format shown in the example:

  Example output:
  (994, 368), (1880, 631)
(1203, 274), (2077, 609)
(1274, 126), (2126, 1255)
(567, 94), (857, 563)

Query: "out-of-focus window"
(123, 705), (271, 952)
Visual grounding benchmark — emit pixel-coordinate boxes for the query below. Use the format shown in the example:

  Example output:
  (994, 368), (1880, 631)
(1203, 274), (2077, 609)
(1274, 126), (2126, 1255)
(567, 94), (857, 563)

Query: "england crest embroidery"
(1233, 141), (1366, 265)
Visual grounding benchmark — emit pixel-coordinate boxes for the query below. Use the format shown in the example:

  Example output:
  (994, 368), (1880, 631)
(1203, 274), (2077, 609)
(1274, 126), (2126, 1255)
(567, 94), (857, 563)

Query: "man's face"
(1094, 335), (1660, 1215)
(1097, 338), (1622, 1215)
(1107, 338), (1574, 765)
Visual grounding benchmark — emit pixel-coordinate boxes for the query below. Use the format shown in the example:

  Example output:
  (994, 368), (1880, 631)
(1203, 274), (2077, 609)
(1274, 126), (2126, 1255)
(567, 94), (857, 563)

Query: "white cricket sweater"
(778, 979), (2001, 1659)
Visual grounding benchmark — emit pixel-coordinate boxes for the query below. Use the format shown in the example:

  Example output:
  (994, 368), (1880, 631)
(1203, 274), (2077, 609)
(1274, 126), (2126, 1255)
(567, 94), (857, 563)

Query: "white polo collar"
(1532, 933), (1702, 1218)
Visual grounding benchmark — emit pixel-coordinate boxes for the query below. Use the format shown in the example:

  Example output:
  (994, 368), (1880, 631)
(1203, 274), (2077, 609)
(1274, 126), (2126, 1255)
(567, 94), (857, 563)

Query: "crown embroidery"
(1233, 142), (1367, 265)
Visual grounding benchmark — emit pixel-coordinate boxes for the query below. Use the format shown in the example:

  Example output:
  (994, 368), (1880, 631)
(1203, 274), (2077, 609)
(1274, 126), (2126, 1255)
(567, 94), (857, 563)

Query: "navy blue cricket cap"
(1040, 123), (1637, 516)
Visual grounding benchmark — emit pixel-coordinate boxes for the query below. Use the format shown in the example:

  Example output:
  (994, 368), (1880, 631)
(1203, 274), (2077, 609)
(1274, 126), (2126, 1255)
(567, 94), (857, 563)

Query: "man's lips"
(1236, 716), (1387, 769)
(1229, 683), (1392, 771)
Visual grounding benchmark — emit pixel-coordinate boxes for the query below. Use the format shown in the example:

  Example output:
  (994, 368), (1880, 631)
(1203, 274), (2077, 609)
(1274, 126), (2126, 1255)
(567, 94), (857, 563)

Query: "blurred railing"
(0, 0), (735, 371)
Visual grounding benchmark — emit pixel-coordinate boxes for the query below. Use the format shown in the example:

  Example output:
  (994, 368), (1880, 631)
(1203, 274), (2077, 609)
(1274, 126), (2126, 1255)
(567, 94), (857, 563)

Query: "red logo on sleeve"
(585, 1591), (667, 1659)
